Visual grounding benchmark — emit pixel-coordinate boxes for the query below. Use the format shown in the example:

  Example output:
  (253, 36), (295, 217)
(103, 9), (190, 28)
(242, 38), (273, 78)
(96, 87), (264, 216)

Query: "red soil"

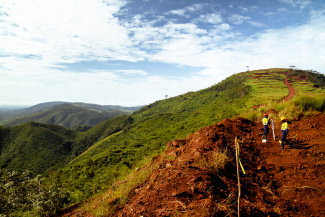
(59, 114), (325, 217)
(109, 114), (325, 217)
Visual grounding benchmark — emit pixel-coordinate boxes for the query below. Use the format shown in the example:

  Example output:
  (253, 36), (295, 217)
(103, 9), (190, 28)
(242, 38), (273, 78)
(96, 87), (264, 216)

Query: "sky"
(0, 0), (325, 106)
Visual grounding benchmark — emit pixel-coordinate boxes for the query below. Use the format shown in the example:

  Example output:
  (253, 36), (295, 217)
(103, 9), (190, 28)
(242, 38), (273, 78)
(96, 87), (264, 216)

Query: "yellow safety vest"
(262, 118), (268, 125)
(281, 122), (288, 130)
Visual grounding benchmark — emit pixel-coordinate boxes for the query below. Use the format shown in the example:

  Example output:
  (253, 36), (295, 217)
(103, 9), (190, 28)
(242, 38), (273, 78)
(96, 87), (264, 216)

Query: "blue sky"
(0, 0), (324, 106)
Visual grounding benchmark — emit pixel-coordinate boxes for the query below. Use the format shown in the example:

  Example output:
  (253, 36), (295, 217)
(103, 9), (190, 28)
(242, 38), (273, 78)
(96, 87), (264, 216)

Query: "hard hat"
(264, 113), (268, 116)
(281, 117), (285, 121)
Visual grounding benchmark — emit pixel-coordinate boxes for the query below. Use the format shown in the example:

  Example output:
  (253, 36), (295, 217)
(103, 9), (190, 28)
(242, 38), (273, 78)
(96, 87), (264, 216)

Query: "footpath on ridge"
(60, 114), (325, 216)
(109, 114), (325, 217)
(283, 78), (296, 102)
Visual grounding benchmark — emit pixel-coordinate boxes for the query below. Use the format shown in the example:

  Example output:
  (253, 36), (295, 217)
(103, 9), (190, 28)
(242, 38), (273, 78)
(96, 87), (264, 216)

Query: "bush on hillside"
(291, 69), (325, 89)
(0, 169), (69, 216)
(294, 95), (325, 112)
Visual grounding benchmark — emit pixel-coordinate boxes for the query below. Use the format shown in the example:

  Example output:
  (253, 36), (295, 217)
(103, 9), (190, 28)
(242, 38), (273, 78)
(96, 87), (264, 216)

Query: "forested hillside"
(0, 115), (133, 175)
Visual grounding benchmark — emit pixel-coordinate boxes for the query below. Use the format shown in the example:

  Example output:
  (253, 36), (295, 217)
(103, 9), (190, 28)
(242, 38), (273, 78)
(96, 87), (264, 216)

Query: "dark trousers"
(263, 125), (269, 139)
(281, 130), (287, 146)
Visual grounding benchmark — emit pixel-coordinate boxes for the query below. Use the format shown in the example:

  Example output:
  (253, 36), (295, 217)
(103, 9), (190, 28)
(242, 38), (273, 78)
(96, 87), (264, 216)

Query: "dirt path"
(252, 77), (296, 109)
(59, 114), (325, 217)
(283, 78), (296, 101)
(110, 115), (325, 217)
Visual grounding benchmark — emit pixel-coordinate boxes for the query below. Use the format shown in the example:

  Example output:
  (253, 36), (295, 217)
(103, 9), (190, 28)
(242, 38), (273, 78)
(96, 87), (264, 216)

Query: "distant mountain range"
(0, 102), (143, 129)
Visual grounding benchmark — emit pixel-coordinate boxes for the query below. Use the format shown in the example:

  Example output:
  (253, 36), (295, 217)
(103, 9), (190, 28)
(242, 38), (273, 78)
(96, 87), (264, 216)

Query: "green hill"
(49, 71), (253, 201)
(0, 115), (133, 176)
(0, 102), (142, 128)
(49, 68), (325, 202)
(0, 102), (66, 118)
(3, 104), (128, 129)
(0, 122), (77, 175)
(1, 68), (324, 205)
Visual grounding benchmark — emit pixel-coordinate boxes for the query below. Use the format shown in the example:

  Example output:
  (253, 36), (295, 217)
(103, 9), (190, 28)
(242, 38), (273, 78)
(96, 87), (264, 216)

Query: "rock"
(257, 165), (266, 171)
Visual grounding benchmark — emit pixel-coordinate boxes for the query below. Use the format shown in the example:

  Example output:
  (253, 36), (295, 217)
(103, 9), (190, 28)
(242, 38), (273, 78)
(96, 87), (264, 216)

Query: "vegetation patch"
(0, 169), (69, 216)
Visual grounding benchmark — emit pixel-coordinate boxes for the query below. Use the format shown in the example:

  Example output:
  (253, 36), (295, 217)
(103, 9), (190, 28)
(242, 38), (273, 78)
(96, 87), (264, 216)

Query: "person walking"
(262, 113), (271, 142)
(280, 117), (289, 149)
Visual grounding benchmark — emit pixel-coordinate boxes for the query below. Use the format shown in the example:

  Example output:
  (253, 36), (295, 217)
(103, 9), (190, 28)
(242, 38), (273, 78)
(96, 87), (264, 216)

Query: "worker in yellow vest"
(280, 117), (289, 149)
(262, 113), (271, 142)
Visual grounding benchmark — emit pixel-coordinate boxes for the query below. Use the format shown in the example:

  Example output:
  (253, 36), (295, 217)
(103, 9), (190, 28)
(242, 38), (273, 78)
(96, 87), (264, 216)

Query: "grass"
(245, 70), (288, 107)
(241, 68), (325, 122)
(294, 94), (325, 112)
(65, 152), (159, 216)
(193, 149), (229, 173)
(240, 94), (325, 123)
(69, 131), (123, 164)
(212, 149), (229, 172)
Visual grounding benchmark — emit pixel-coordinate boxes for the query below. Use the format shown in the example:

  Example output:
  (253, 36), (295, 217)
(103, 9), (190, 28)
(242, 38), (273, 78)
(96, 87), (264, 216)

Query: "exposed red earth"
(60, 113), (325, 217)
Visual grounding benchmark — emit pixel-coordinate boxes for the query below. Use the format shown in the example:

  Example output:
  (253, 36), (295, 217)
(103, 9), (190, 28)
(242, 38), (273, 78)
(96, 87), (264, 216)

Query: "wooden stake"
(235, 137), (241, 217)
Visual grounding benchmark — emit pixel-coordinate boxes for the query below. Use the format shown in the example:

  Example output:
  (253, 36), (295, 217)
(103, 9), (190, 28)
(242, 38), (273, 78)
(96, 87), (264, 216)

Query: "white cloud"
(196, 13), (223, 24)
(168, 8), (186, 16)
(0, 0), (136, 69)
(239, 5), (258, 13)
(165, 3), (206, 17)
(247, 21), (267, 27)
(278, 0), (312, 9)
(239, 6), (249, 13)
(228, 14), (251, 24)
(116, 69), (148, 76)
(0, 0), (324, 106)
(141, 10), (325, 82)
(265, 12), (277, 16)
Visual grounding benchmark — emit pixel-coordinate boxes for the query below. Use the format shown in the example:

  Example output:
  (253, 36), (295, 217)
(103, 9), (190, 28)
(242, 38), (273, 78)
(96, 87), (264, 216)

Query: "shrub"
(194, 149), (228, 173)
(0, 169), (69, 216)
(294, 94), (325, 112)
(241, 109), (262, 122)
(212, 149), (229, 172)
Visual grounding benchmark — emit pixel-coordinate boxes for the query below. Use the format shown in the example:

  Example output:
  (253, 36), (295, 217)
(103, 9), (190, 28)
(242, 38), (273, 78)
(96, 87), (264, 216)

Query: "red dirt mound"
(112, 114), (325, 217)
(59, 114), (325, 217)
